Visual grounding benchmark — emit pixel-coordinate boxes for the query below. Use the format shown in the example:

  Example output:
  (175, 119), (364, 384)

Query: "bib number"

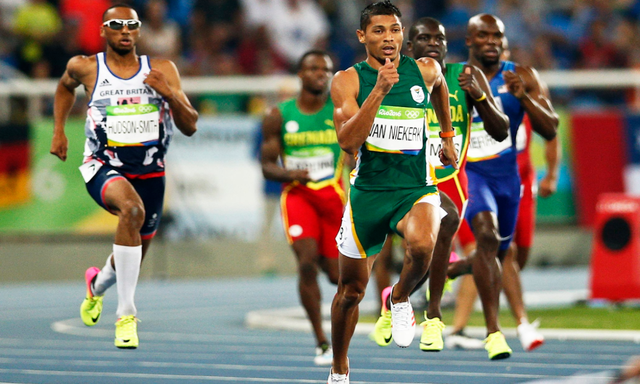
(428, 130), (463, 168)
(365, 106), (424, 155)
(285, 151), (335, 181)
(105, 104), (160, 147)
(467, 121), (511, 161)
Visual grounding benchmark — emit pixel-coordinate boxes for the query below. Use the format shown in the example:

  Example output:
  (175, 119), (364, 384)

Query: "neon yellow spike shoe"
(369, 286), (393, 347)
(484, 331), (512, 360)
(115, 315), (139, 349)
(80, 267), (104, 326)
(419, 314), (445, 352)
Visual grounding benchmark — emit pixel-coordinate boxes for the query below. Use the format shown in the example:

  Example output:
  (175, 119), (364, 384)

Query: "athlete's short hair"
(360, 0), (402, 31)
(297, 50), (331, 72)
(103, 3), (137, 21)
(408, 17), (443, 42)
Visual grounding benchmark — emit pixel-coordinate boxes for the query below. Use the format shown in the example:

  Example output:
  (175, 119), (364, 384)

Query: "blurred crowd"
(1, 0), (640, 108)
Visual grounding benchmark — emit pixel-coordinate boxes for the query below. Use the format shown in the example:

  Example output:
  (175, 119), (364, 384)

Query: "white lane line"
(245, 302), (640, 342)
(0, 369), (323, 383)
(0, 355), (623, 372)
(0, 366), (592, 381)
(5, 331), (637, 362)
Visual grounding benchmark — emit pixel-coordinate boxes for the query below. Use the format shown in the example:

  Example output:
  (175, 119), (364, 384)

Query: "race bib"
(78, 159), (103, 183)
(427, 128), (464, 168)
(105, 104), (160, 147)
(365, 106), (424, 155)
(285, 147), (335, 181)
(466, 121), (512, 161)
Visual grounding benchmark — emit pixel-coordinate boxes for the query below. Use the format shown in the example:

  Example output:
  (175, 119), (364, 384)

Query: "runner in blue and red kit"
(447, 14), (558, 360)
(50, 4), (198, 349)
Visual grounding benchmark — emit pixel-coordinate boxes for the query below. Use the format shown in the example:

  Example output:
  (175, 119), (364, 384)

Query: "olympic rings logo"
(405, 110), (420, 119)
(138, 106), (155, 113)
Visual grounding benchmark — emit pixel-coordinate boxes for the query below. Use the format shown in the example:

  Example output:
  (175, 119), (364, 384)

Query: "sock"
(92, 254), (116, 296)
(113, 244), (142, 318)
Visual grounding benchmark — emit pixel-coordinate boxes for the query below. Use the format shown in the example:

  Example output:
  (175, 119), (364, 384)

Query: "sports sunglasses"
(102, 19), (142, 30)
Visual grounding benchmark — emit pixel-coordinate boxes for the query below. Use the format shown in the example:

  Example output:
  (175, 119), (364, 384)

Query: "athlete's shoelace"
(391, 302), (413, 329)
(117, 317), (139, 338)
(329, 373), (348, 383)
(379, 310), (391, 324)
(421, 318), (444, 336)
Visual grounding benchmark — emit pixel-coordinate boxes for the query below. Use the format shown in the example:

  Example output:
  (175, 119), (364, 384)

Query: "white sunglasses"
(102, 19), (142, 30)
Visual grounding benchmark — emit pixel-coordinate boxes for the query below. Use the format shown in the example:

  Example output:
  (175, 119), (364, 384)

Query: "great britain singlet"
(353, 55), (434, 190)
(279, 98), (343, 189)
(84, 52), (174, 176)
(426, 62), (471, 182)
(466, 60), (525, 177)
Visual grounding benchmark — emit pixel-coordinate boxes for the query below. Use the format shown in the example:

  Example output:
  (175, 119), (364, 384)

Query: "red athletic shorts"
(437, 169), (474, 246)
(280, 182), (345, 259)
(514, 166), (536, 248)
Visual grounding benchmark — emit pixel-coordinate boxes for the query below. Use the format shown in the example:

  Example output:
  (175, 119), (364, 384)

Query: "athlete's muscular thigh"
(103, 178), (145, 217)
(471, 211), (500, 254)
(397, 202), (440, 254)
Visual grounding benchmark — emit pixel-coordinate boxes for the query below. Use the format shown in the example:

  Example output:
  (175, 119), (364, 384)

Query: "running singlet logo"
(105, 104), (160, 147)
(365, 105), (424, 155)
(284, 147), (335, 181)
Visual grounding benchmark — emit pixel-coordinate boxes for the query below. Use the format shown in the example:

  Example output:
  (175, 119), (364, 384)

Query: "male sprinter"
(328, 2), (458, 382)
(260, 50), (344, 366)
(50, 3), (198, 349)
(447, 14), (558, 360)
(370, 16), (509, 353)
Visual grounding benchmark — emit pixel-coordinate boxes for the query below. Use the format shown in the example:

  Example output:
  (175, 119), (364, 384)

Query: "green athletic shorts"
(336, 185), (440, 258)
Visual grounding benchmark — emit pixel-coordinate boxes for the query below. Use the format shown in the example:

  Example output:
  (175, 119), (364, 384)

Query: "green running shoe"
(369, 286), (393, 346)
(80, 267), (103, 326)
(115, 315), (139, 349)
(485, 331), (512, 360)
(419, 315), (445, 352)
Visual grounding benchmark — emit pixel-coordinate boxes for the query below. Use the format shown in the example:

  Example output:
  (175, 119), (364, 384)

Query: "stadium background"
(0, 0), (639, 283)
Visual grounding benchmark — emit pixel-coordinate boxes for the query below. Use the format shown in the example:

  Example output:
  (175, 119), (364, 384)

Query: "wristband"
(439, 130), (455, 138)
(474, 92), (487, 102)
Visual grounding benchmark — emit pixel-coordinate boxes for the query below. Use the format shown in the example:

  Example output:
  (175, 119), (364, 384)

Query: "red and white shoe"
(517, 319), (544, 351)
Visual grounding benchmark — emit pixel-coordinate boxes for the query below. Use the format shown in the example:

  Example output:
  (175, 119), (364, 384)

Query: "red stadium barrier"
(571, 111), (626, 227)
(590, 193), (640, 301)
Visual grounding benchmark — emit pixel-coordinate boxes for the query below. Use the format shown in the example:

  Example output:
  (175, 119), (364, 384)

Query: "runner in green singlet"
(261, 50), (346, 366)
(370, 16), (509, 353)
(327, 2), (457, 383)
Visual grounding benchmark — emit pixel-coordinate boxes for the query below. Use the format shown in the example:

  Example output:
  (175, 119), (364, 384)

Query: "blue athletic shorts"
(464, 169), (521, 251)
(85, 164), (165, 239)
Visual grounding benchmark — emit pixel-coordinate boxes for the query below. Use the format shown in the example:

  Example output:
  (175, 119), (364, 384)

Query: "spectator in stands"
(264, 0), (329, 71)
(439, 0), (481, 62)
(138, 0), (182, 64)
(577, 18), (626, 69)
(0, 5), (19, 70)
(42, 17), (85, 77)
(495, 0), (542, 50)
(12, 0), (61, 75)
(191, 0), (242, 49)
(237, 0), (289, 74)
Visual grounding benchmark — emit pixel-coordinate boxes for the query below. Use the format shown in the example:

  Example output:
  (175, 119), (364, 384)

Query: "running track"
(0, 267), (637, 384)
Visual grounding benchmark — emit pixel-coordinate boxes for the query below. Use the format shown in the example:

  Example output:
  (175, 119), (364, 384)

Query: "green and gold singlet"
(279, 98), (343, 190)
(352, 55), (435, 190)
(425, 62), (471, 183)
